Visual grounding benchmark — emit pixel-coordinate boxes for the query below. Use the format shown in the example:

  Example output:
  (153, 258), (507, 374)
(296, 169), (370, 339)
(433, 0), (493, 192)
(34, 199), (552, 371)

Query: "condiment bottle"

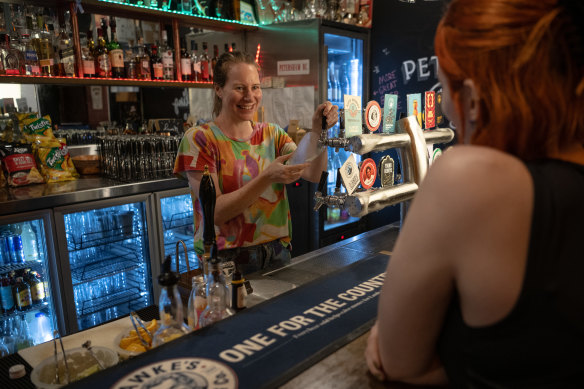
(231, 270), (246, 311)
(187, 275), (207, 330)
(199, 244), (234, 327)
(152, 256), (190, 347)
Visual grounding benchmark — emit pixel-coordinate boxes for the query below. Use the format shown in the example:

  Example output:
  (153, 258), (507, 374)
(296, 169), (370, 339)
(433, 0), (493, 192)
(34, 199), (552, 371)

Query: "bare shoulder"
(420, 145), (532, 211)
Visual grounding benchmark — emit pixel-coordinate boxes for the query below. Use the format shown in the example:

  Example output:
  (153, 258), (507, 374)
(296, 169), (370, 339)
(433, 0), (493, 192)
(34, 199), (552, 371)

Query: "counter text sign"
(277, 59), (310, 76)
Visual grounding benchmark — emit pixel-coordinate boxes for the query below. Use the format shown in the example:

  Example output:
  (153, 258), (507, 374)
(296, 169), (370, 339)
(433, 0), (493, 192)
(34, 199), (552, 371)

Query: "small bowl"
(114, 321), (158, 359)
(30, 346), (118, 389)
(72, 155), (101, 175)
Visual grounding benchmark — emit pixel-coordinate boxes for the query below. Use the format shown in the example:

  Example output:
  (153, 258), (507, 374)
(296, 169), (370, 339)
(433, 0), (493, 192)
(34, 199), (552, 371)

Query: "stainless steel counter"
(0, 176), (187, 216)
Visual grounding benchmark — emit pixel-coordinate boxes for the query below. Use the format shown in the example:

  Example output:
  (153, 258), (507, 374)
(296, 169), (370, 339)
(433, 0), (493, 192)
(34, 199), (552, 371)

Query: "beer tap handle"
(335, 168), (342, 193)
(199, 165), (216, 246)
(317, 171), (328, 195)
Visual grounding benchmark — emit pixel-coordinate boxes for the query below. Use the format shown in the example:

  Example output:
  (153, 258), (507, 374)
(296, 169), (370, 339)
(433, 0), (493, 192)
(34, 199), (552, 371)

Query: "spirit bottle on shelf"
(161, 30), (175, 80)
(190, 40), (200, 81)
(95, 26), (111, 78)
(150, 44), (163, 80)
(200, 41), (210, 82)
(108, 17), (124, 78)
(82, 30), (96, 78)
(136, 38), (151, 80)
(180, 38), (192, 81)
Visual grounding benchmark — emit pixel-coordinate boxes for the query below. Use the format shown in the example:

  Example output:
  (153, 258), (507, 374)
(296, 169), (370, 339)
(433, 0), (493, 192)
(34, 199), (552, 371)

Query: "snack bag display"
(21, 115), (57, 144)
(34, 140), (79, 183)
(0, 143), (45, 187)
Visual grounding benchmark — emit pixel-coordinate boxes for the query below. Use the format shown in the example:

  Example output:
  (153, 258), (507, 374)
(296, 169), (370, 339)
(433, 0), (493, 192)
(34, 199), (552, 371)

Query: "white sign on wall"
(277, 59), (310, 76)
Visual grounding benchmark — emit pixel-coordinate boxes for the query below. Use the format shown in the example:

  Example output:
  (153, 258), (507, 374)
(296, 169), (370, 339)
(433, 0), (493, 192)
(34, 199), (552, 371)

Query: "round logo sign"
(359, 158), (377, 189)
(365, 101), (381, 133)
(112, 358), (238, 389)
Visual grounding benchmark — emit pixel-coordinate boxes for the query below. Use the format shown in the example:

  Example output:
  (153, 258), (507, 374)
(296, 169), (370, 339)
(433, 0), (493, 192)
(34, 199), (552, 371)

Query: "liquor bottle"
(27, 270), (45, 304)
(21, 33), (40, 76)
(82, 30), (96, 77)
(187, 275), (207, 330)
(210, 44), (218, 82)
(190, 40), (199, 81)
(10, 30), (26, 75)
(199, 245), (234, 327)
(108, 17), (124, 78)
(136, 38), (151, 80)
(152, 256), (191, 347)
(231, 270), (246, 311)
(95, 27), (111, 78)
(160, 30), (174, 80)
(20, 222), (39, 262)
(13, 277), (32, 311)
(341, 63), (350, 97)
(231, 42), (236, 52)
(0, 274), (15, 313)
(150, 44), (163, 80)
(200, 41), (210, 82)
(2, 33), (22, 75)
(57, 24), (75, 77)
(180, 38), (192, 81)
(224, 42), (230, 54)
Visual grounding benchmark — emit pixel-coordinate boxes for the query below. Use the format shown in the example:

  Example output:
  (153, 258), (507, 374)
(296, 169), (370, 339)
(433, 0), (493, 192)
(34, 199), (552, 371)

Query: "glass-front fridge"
(323, 29), (365, 237)
(0, 210), (63, 355)
(54, 194), (156, 333)
(153, 188), (198, 288)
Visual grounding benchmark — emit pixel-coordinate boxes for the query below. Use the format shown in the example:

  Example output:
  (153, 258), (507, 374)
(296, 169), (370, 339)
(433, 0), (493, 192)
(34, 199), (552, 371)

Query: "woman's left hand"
(312, 101), (339, 133)
(365, 322), (387, 382)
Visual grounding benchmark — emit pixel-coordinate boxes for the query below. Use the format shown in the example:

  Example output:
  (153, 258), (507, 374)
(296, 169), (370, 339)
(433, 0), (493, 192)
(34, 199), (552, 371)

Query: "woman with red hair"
(365, 0), (584, 386)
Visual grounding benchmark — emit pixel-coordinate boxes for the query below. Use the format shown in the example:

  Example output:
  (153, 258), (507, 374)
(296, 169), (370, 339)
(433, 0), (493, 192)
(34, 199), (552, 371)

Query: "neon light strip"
(97, 0), (258, 27)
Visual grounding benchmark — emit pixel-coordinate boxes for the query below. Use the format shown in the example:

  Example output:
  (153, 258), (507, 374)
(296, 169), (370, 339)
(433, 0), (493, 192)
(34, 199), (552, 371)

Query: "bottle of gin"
(152, 255), (191, 347)
(160, 29), (174, 80)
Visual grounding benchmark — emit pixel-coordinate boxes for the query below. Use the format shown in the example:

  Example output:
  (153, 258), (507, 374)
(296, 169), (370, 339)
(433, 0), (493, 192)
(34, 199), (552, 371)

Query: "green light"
(97, 0), (258, 26)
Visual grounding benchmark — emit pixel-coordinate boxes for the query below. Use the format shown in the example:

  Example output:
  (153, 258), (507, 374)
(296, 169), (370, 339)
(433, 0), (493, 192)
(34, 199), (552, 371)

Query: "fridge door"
(0, 210), (64, 354)
(54, 194), (156, 333)
(152, 188), (198, 297)
(321, 26), (369, 239)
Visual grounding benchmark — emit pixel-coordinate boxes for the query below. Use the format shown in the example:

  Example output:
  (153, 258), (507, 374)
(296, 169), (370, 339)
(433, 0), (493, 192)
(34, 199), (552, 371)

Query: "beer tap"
(318, 109), (351, 151)
(199, 165), (216, 278)
(313, 171), (329, 211)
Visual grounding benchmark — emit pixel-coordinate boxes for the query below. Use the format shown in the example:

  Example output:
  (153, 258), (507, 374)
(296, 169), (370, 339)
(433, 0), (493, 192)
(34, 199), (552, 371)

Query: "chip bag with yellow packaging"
(21, 115), (57, 144)
(34, 140), (79, 183)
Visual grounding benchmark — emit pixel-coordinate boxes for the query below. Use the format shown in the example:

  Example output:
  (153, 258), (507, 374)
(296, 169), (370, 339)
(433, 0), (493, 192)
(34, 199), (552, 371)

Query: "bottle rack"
(70, 248), (142, 284)
(0, 0), (257, 88)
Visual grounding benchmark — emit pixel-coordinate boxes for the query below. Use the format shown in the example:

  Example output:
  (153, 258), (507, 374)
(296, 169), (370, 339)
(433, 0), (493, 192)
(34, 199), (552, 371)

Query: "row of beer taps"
(313, 108), (455, 218)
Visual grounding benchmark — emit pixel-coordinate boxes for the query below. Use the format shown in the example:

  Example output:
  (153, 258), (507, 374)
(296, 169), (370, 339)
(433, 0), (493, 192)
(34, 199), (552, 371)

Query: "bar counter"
(2, 224), (414, 388)
(0, 177), (188, 216)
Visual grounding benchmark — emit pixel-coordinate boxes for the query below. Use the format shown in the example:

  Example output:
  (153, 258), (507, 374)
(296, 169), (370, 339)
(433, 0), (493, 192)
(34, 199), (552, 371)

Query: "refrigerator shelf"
(71, 251), (143, 285)
(0, 261), (45, 275)
(78, 282), (146, 317)
(0, 301), (49, 321)
(67, 228), (143, 251)
(163, 211), (193, 230)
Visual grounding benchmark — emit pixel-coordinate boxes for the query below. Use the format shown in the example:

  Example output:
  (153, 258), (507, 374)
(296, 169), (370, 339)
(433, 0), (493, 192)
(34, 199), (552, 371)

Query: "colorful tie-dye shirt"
(174, 121), (297, 255)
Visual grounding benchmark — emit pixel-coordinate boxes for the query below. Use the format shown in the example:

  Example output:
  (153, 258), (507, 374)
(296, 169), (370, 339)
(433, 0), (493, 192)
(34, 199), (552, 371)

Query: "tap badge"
(365, 101), (382, 133)
(359, 158), (377, 190)
(112, 358), (238, 389)
(379, 156), (394, 188)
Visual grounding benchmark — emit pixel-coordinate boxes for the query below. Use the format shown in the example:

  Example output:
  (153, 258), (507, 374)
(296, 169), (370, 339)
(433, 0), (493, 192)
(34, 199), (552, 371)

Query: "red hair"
(435, 0), (584, 160)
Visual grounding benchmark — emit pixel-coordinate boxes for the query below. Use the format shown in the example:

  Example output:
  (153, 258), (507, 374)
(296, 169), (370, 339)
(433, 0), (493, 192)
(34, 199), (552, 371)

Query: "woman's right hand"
(263, 154), (310, 184)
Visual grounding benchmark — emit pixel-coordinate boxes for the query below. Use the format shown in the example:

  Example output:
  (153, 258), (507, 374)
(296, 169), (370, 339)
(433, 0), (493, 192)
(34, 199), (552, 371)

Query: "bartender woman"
(174, 51), (338, 274)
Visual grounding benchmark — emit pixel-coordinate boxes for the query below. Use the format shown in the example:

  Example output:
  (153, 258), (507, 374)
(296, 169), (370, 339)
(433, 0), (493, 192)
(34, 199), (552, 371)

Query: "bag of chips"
(21, 115), (57, 144)
(34, 140), (79, 183)
(0, 143), (45, 187)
